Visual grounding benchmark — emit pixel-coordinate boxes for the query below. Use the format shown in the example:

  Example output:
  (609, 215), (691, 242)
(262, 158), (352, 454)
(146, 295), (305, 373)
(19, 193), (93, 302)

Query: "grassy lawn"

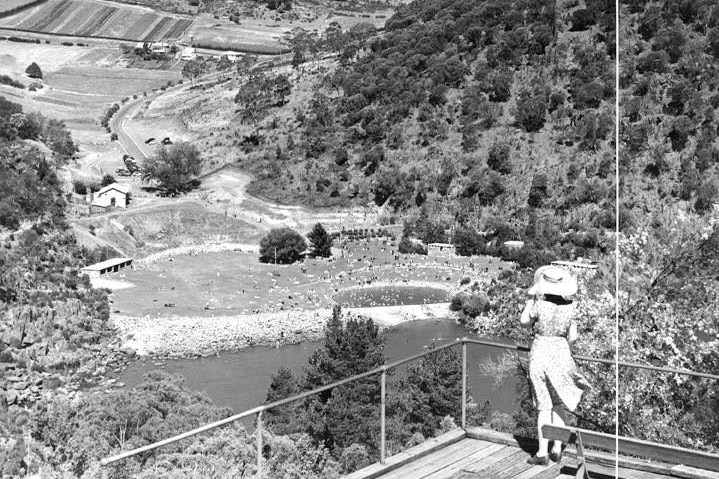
(109, 238), (510, 318)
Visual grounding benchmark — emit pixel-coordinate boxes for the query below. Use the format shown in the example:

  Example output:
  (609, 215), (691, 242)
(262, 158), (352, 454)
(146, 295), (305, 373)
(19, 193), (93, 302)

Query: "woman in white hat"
(520, 265), (591, 465)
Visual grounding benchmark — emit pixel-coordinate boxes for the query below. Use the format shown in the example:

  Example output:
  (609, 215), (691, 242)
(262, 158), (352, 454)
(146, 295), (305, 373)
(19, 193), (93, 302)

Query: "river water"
(118, 318), (520, 416)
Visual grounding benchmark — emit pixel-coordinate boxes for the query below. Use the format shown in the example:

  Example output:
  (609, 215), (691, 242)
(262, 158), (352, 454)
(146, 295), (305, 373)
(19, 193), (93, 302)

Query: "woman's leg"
(551, 406), (566, 454)
(536, 409), (552, 457)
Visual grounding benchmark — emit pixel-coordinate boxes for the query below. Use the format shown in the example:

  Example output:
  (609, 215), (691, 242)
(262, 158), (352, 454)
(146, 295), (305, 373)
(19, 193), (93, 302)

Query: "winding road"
(107, 55), (372, 233)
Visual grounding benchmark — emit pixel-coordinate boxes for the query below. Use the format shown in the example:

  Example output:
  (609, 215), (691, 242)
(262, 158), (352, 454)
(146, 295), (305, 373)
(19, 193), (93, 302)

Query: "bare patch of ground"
(109, 239), (508, 319)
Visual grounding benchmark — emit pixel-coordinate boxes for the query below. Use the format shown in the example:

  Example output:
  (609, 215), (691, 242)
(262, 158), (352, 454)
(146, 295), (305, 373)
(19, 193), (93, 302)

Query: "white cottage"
(92, 183), (130, 209)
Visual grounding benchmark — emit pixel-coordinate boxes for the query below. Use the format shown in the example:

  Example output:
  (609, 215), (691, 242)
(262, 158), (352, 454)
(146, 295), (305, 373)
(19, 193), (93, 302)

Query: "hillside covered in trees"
(618, 0), (719, 452)
(232, 0), (615, 267)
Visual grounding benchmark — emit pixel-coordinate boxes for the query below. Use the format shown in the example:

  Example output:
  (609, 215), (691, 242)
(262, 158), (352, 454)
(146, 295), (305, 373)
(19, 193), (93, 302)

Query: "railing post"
(256, 411), (263, 478)
(461, 339), (467, 429)
(380, 367), (386, 464)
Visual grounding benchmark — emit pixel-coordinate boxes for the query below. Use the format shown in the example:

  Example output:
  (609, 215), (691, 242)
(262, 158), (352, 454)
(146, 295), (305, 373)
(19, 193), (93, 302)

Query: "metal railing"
(99, 337), (719, 475)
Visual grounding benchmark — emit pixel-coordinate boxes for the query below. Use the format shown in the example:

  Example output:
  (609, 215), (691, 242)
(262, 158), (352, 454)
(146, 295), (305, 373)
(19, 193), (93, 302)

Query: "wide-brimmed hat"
(527, 265), (577, 297)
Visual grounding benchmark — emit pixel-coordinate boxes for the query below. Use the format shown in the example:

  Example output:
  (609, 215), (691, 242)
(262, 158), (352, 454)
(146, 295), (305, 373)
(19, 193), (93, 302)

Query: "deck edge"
(343, 428), (467, 479)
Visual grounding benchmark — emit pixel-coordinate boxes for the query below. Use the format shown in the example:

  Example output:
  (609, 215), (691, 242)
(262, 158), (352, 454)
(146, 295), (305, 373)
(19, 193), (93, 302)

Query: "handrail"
(99, 337), (719, 472)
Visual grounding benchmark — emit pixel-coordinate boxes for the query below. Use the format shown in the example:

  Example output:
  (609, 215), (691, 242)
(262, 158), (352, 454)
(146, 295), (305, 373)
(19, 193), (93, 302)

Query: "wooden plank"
(421, 443), (507, 479)
(461, 445), (522, 473)
(466, 427), (527, 448)
(465, 449), (527, 476)
(345, 428), (466, 479)
(512, 463), (563, 479)
(380, 439), (486, 479)
(542, 426), (719, 473)
(512, 463), (562, 479)
(561, 458), (671, 479)
(486, 457), (534, 478)
(451, 463), (561, 479)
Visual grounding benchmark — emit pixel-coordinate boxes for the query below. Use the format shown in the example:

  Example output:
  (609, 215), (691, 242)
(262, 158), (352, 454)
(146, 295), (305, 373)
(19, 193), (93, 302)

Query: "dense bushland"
(233, 0), (616, 269)
(619, 0), (719, 452)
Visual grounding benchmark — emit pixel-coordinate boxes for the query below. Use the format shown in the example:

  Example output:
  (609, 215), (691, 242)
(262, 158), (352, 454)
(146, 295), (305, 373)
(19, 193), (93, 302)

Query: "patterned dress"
(522, 297), (589, 412)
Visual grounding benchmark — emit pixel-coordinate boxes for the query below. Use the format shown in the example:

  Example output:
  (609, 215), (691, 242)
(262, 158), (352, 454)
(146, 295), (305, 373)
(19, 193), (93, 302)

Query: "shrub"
(339, 443), (371, 474)
(573, 81), (604, 109)
(635, 50), (669, 74)
(668, 116), (693, 152)
(100, 174), (115, 187)
(487, 143), (512, 174)
(461, 293), (489, 318)
(515, 94), (547, 132)
(0, 75), (24, 89)
(449, 295), (463, 312)
(570, 9), (596, 31)
(73, 180), (87, 195)
(478, 68), (513, 103)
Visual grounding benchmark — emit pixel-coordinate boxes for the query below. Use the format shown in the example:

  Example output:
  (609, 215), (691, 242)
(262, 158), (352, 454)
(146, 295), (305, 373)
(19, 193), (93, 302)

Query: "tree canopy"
(25, 62), (42, 79)
(259, 227), (307, 264)
(308, 222), (333, 258)
(142, 141), (202, 195)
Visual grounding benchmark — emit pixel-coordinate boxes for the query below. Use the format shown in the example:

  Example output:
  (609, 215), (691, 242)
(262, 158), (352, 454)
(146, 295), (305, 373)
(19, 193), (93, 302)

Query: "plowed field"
(2, 0), (192, 41)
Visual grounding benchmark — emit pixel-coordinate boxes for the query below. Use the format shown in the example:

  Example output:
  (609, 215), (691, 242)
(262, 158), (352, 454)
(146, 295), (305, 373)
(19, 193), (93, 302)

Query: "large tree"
(259, 227), (307, 264)
(25, 62), (42, 79)
(181, 59), (206, 85)
(266, 306), (386, 459)
(142, 142), (202, 195)
(308, 222), (332, 258)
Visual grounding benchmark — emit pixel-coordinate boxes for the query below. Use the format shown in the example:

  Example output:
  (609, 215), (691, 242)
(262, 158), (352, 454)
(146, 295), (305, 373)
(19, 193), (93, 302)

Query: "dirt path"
(198, 166), (375, 232)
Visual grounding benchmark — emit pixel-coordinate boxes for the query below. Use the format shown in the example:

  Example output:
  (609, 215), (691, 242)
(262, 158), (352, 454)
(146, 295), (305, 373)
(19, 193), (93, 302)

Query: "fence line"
(99, 337), (719, 474)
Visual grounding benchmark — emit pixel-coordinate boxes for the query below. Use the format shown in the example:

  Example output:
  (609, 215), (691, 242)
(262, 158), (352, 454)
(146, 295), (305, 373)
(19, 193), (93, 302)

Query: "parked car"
(144, 137), (156, 145)
(161, 137), (173, 145)
(115, 167), (130, 176)
(123, 155), (139, 173)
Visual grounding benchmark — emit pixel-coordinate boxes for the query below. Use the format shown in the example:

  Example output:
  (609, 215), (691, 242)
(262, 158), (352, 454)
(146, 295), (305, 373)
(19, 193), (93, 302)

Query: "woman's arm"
(568, 320), (578, 346)
(520, 299), (536, 328)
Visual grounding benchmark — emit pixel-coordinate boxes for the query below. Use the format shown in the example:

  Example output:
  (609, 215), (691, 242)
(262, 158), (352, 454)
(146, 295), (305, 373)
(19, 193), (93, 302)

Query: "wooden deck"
(346, 428), (719, 479)
(373, 437), (677, 479)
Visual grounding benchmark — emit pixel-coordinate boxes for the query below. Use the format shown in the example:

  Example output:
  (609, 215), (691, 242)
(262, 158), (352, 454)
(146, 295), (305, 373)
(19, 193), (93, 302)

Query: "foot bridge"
(100, 339), (719, 479)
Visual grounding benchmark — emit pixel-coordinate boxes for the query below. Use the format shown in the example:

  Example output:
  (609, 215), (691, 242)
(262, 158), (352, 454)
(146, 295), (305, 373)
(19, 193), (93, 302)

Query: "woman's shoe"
(527, 455), (549, 466)
(549, 451), (563, 463)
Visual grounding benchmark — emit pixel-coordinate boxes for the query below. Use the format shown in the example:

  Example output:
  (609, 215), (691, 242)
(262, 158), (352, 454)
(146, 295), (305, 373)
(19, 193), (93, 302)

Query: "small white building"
(223, 51), (240, 62)
(503, 240), (525, 250)
(92, 183), (130, 209)
(427, 243), (456, 257)
(179, 46), (196, 60)
(82, 257), (133, 278)
(151, 42), (170, 53)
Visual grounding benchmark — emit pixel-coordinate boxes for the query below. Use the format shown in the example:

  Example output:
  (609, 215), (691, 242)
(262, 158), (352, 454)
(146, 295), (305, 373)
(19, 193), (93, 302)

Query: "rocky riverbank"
(111, 303), (454, 358)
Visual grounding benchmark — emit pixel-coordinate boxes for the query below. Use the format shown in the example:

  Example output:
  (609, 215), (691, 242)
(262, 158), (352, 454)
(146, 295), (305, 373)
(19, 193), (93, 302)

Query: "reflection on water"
(118, 319), (519, 415)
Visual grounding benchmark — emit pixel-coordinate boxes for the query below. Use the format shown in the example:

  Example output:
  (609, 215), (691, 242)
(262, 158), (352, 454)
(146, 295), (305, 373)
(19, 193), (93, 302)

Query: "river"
(118, 318), (520, 417)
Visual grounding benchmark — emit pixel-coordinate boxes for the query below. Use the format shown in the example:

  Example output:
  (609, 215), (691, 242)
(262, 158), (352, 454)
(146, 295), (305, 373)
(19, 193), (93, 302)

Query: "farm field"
(109, 238), (506, 318)
(0, 0), (45, 14)
(0, 41), (184, 176)
(190, 23), (289, 54)
(186, 6), (389, 54)
(45, 66), (179, 97)
(0, 0), (192, 41)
